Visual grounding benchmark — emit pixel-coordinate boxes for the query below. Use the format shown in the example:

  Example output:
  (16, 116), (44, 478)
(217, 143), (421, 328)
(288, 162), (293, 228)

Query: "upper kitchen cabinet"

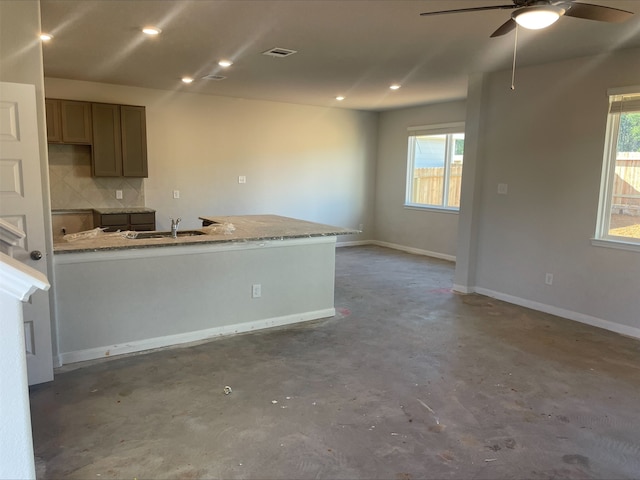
(120, 106), (148, 177)
(92, 103), (148, 177)
(45, 99), (92, 144)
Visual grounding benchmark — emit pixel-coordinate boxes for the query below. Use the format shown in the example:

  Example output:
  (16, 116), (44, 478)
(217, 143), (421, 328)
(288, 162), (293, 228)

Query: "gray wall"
(55, 238), (337, 363)
(44, 78), (378, 241)
(375, 101), (467, 259)
(464, 48), (640, 333)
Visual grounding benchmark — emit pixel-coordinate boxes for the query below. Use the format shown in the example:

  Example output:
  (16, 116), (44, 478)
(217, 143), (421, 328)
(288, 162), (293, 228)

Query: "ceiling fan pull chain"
(511, 24), (519, 91)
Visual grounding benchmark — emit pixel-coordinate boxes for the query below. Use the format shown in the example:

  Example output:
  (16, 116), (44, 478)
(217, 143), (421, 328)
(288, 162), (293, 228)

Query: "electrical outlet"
(545, 273), (554, 285)
(116, 189), (123, 200)
(238, 175), (247, 184)
(173, 190), (180, 199)
(359, 223), (364, 232)
(252, 284), (261, 298)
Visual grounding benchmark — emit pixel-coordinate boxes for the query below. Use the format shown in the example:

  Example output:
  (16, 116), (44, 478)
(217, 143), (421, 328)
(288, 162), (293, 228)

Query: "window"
(405, 122), (464, 210)
(595, 88), (640, 249)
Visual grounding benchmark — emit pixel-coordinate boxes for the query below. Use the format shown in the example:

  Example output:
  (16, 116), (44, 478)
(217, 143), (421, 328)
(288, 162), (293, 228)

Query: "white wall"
(467, 48), (640, 334)
(44, 78), (378, 241)
(374, 101), (466, 258)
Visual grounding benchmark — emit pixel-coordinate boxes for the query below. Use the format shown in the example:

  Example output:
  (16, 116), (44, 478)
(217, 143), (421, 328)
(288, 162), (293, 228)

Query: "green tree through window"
(618, 113), (640, 153)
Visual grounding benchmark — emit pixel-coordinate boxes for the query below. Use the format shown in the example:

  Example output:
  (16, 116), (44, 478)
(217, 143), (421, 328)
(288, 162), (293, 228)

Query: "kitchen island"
(53, 215), (358, 365)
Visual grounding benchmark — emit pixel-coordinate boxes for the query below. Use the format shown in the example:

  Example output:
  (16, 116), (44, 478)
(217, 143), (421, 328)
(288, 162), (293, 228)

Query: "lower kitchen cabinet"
(93, 211), (155, 232)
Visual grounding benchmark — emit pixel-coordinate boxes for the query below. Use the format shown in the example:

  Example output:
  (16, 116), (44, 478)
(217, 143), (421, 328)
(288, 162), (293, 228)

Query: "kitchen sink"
(133, 230), (207, 239)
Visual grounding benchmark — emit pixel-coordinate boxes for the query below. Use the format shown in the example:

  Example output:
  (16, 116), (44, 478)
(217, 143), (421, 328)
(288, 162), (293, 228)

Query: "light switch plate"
(497, 183), (508, 195)
(238, 176), (247, 184)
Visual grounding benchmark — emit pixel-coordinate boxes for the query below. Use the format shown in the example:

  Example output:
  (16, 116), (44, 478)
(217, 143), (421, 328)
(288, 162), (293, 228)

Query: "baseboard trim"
(370, 240), (456, 262)
(452, 283), (475, 294)
(59, 308), (336, 365)
(475, 287), (640, 340)
(336, 240), (371, 247)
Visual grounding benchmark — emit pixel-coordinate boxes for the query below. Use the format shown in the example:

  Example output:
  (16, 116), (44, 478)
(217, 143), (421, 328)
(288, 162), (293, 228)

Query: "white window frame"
(405, 122), (465, 213)
(592, 86), (640, 253)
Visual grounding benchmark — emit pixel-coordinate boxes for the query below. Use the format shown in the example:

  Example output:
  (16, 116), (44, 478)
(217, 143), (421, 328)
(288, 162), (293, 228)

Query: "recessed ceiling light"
(218, 60), (233, 68)
(390, 84), (401, 90)
(142, 26), (161, 35)
(181, 77), (194, 84)
(336, 96), (345, 101)
(39, 33), (53, 41)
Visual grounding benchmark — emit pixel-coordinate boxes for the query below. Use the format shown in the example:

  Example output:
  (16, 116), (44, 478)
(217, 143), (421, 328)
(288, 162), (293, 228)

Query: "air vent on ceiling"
(202, 74), (227, 81)
(262, 47), (298, 58)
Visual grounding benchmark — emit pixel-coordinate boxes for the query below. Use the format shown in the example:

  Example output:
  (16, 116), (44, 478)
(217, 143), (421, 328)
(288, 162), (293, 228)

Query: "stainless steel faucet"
(170, 217), (181, 238)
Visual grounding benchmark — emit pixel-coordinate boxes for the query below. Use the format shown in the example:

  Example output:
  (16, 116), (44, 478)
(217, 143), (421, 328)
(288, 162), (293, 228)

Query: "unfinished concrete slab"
(30, 246), (640, 479)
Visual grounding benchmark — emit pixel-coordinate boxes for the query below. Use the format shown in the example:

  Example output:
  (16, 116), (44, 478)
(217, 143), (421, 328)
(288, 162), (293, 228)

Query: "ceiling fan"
(420, 1), (634, 37)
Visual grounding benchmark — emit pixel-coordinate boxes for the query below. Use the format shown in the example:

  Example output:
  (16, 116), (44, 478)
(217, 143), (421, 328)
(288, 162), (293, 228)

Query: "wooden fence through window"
(613, 159), (640, 207)
(411, 165), (463, 207)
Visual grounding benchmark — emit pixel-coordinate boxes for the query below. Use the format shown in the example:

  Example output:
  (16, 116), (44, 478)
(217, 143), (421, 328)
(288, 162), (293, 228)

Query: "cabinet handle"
(30, 250), (43, 261)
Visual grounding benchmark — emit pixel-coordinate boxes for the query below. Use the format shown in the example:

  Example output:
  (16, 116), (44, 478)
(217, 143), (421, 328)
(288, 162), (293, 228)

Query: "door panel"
(0, 82), (53, 385)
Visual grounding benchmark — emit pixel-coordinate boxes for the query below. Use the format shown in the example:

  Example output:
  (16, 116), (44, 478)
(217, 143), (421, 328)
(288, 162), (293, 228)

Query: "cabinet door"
(129, 212), (155, 227)
(121, 106), (148, 177)
(91, 103), (122, 176)
(60, 100), (92, 144)
(45, 98), (62, 142)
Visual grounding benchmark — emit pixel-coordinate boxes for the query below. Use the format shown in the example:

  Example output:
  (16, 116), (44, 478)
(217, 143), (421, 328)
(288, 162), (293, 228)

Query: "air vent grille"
(262, 47), (298, 58)
(202, 74), (227, 81)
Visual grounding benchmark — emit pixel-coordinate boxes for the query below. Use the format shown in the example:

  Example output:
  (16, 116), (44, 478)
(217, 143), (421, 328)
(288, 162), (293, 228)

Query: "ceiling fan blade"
(490, 18), (517, 37)
(564, 2), (634, 22)
(420, 4), (517, 17)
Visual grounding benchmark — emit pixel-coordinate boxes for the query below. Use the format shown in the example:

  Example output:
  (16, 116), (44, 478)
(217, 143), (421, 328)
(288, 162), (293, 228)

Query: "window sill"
(591, 237), (640, 253)
(404, 204), (459, 215)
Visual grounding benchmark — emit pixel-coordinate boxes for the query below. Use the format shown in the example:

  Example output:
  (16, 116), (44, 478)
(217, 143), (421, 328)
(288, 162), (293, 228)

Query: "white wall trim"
(59, 308), (335, 365)
(336, 240), (370, 247)
(590, 237), (640, 253)
(475, 287), (640, 340)
(452, 283), (475, 294)
(370, 240), (456, 262)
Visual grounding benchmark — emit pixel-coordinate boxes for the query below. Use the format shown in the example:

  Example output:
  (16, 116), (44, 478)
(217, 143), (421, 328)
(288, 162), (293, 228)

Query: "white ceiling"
(39, 0), (640, 111)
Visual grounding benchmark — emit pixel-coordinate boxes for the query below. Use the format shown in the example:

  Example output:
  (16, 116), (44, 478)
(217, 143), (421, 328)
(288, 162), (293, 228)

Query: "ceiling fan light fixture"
(513, 5), (564, 30)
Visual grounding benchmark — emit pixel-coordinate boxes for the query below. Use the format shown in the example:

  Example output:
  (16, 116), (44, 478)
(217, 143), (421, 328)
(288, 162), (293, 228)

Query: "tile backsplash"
(48, 144), (145, 209)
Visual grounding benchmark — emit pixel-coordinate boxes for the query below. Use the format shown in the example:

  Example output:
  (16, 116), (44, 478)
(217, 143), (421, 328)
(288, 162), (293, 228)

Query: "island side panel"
(54, 237), (336, 363)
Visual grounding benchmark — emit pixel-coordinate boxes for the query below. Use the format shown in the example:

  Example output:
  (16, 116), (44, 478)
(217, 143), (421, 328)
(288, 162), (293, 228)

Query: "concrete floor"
(30, 245), (640, 479)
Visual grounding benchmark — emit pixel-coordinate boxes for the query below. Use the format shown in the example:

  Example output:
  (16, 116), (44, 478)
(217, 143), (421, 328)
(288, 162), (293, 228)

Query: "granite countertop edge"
(51, 208), (95, 215)
(92, 207), (156, 214)
(53, 215), (360, 254)
(52, 207), (156, 215)
(53, 230), (357, 254)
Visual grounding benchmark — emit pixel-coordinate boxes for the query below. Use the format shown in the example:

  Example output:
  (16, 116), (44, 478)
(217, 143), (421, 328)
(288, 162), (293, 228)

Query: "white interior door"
(0, 82), (54, 385)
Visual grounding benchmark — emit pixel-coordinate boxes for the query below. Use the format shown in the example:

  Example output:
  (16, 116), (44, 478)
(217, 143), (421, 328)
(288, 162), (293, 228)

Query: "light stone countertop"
(92, 207), (156, 214)
(53, 215), (359, 254)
